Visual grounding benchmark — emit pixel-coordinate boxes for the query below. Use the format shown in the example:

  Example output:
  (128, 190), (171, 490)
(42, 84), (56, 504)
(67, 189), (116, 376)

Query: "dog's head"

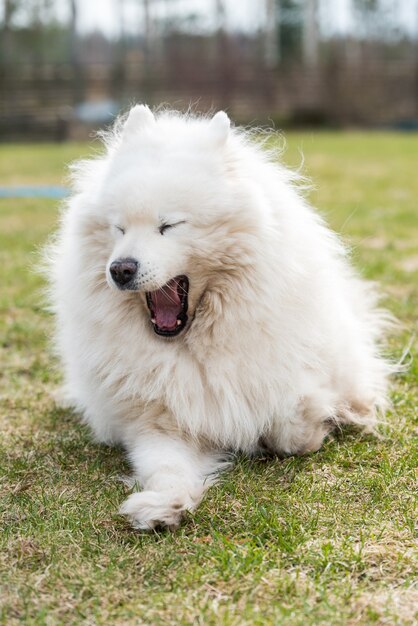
(85, 106), (265, 338)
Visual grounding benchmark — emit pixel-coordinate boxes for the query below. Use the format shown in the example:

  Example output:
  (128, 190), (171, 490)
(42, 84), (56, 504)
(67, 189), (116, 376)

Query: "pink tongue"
(152, 280), (181, 330)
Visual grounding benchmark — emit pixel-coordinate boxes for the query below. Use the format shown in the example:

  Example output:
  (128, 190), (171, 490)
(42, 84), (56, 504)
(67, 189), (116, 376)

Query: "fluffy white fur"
(46, 105), (392, 530)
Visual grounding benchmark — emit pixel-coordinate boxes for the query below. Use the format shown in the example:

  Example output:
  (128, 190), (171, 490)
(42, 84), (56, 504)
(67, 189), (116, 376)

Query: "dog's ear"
(123, 104), (156, 135)
(209, 111), (230, 146)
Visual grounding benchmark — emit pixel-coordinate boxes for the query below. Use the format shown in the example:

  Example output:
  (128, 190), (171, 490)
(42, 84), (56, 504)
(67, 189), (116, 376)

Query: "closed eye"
(159, 220), (186, 235)
(115, 225), (125, 235)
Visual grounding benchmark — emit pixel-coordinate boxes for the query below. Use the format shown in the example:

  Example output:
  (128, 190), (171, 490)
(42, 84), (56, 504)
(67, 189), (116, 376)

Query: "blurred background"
(1, 0), (418, 141)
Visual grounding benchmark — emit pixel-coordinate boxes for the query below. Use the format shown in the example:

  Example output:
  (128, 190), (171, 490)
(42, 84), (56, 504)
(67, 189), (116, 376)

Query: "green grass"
(1, 134), (417, 626)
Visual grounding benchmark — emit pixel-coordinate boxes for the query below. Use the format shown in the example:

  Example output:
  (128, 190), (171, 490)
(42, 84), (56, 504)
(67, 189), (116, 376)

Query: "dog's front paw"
(119, 490), (192, 530)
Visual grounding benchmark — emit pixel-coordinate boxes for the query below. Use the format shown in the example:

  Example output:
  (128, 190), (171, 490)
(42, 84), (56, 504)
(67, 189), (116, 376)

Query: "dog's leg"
(264, 393), (337, 456)
(119, 428), (223, 530)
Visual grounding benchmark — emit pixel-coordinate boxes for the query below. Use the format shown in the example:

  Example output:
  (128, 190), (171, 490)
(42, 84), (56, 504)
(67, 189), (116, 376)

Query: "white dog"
(46, 105), (391, 529)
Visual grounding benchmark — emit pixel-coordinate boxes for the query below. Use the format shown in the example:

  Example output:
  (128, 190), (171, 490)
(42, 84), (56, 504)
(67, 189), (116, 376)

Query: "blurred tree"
(352, 0), (400, 40)
(278, 0), (303, 62)
(143, 0), (152, 67)
(214, 0), (231, 107)
(0, 0), (18, 113)
(69, 0), (77, 66)
(264, 0), (319, 67)
(1, 0), (19, 66)
(68, 0), (84, 103)
(265, 0), (280, 66)
(214, 0), (226, 32)
(19, 0), (55, 66)
(1, 0), (70, 66)
(111, 0), (126, 97)
(261, 0), (303, 66)
(141, 0), (154, 97)
(302, 0), (318, 66)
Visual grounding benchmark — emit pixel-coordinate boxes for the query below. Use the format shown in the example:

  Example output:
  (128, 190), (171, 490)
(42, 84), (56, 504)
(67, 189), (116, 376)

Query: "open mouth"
(146, 275), (189, 337)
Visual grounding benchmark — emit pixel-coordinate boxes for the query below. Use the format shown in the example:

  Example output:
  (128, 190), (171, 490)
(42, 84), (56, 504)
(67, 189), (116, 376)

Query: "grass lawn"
(0, 133), (417, 626)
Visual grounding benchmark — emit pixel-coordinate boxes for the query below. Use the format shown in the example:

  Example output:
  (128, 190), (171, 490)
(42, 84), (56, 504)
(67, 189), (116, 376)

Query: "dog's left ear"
(209, 111), (230, 146)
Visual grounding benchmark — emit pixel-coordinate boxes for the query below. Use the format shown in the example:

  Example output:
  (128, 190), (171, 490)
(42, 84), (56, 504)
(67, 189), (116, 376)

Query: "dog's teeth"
(151, 318), (156, 324)
(176, 320), (182, 326)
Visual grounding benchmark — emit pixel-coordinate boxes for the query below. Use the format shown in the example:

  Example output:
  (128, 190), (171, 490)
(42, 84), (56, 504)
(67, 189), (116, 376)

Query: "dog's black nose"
(110, 258), (138, 287)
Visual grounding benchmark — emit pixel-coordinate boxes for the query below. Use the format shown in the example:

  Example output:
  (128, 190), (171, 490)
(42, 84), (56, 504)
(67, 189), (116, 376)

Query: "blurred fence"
(1, 1), (418, 140)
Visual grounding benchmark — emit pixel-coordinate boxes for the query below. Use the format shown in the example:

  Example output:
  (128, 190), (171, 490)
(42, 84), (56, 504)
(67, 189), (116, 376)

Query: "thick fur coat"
(47, 106), (391, 528)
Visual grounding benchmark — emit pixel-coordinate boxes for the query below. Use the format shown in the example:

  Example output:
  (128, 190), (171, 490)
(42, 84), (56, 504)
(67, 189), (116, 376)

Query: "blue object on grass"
(0, 186), (69, 199)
